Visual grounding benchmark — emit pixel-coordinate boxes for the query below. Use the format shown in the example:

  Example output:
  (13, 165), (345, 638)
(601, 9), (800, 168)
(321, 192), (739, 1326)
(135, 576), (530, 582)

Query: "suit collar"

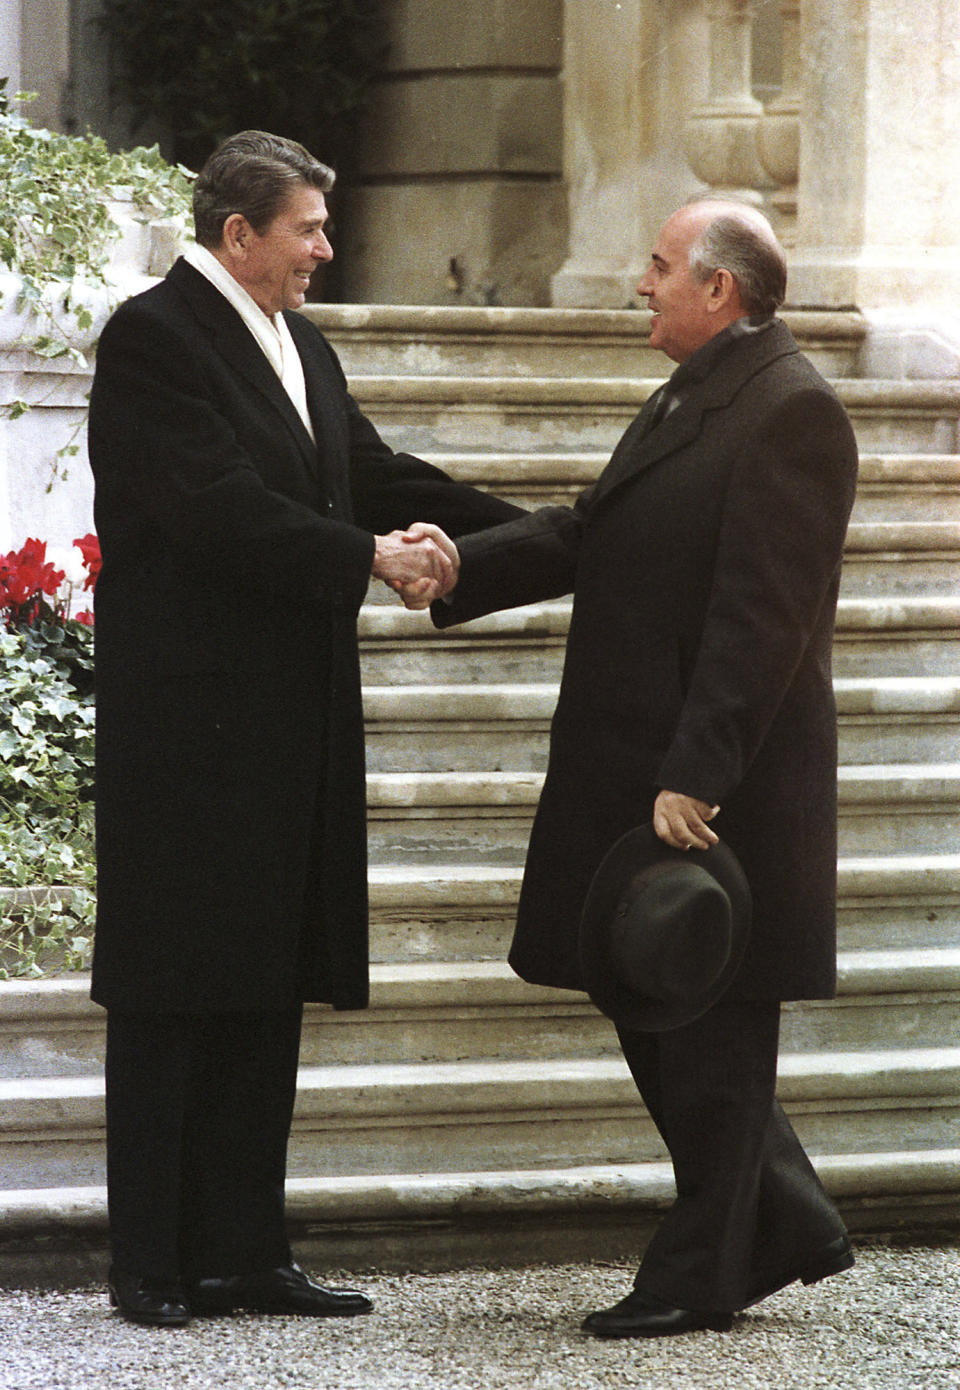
(591, 318), (800, 507)
(165, 258), (320, 471)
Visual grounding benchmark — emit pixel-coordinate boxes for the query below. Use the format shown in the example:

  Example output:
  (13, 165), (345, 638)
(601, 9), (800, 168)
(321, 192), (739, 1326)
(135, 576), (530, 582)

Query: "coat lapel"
(590, 319), (801, 510)
(166, 259), (321, 477)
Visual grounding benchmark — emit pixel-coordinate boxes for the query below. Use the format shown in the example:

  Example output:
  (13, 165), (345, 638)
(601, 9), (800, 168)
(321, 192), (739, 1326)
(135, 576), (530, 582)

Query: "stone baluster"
(682, 0), (773, 204)
(757, 0), (802, 245)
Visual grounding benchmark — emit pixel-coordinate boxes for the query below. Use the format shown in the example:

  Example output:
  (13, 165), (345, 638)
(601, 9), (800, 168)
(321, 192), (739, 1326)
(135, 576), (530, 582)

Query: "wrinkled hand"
(397, 523), (460, 607)
(371, 524), (460, 610)
(653, 789), (720, 851)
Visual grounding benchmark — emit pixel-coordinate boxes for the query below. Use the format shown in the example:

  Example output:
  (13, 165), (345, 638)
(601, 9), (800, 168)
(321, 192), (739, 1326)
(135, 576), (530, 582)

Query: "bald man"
(431, 200), (859, 1335)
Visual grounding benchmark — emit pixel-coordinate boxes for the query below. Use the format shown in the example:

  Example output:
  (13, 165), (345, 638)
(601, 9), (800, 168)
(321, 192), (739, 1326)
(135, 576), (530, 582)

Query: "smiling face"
(225, 183), (333, 316)
(637, 205), (735, 364)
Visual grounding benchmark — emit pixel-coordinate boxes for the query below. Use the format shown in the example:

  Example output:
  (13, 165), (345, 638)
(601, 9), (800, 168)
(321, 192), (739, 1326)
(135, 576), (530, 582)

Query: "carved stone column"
(790, 0), (960, 318)
(682, 0), (772, 203)
(756, 0), (801, 246)
(551, 0), (709, 308)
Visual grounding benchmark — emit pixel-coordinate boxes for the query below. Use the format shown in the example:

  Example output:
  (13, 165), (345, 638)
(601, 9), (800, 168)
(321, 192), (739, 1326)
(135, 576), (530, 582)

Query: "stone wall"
(339, 0), (566, 307)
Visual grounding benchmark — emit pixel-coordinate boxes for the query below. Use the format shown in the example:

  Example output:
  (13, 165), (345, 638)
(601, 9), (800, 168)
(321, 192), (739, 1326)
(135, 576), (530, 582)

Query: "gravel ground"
(1, 1237), (957, 1390)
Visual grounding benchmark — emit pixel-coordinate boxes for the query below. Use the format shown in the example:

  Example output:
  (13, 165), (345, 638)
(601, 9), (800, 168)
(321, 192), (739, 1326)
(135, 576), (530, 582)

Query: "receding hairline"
(675, 198), (779, 248)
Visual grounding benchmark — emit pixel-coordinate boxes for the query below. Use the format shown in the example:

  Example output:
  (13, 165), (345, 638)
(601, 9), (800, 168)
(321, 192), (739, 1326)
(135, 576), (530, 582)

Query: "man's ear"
(707, 268), (741, 315)
(220, 213), (251, 259)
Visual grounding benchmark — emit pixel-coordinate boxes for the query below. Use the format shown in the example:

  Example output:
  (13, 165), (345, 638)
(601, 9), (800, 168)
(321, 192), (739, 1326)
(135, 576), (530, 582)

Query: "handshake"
(371, 522), (460, 611)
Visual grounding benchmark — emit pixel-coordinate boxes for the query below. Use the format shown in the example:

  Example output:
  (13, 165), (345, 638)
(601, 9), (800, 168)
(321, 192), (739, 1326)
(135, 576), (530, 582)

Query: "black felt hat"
(578, 823), (752, 1032)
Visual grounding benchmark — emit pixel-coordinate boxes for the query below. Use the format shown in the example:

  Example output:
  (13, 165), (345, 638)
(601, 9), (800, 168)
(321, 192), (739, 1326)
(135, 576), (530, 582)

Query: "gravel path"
(1, 1237), (957, 1390)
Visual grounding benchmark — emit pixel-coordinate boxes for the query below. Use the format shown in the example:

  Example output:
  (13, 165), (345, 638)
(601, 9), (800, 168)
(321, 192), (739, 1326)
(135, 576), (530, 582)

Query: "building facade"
(3, 1), (959, 355)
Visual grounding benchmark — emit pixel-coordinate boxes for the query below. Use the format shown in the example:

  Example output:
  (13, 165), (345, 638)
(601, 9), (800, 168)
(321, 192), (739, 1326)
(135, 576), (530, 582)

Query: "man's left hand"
(653, 789), (720, 851)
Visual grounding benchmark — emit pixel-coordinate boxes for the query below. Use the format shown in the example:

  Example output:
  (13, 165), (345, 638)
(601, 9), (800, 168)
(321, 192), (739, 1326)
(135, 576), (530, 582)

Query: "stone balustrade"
(552, 0), (960, 372)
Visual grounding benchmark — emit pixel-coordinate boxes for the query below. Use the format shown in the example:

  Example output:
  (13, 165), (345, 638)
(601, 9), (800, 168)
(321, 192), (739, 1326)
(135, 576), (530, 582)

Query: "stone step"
(18, 854), (954, 974)
(414, 451), (960, 520)
(2, 1044), (957, 1191)
(853, 455), (960, 524)
(302, 304), (867, 379)
(5, 1146), (959, 1248)
(363, 765), (960, 863)
(362, 856), (960, 962)
(835, 677), (960, 763)
(841, 522), (960, 597)
(363, 678), (960, 771)
(835, 596), (960, 677)
(348, 375), (960, 456)
(358, 597), (960, 683)
(3, 949), (958, 1080)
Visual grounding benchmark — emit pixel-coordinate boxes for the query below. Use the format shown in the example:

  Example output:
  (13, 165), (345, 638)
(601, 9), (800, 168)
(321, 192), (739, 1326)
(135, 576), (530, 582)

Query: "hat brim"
(578, 823), (752, 1032)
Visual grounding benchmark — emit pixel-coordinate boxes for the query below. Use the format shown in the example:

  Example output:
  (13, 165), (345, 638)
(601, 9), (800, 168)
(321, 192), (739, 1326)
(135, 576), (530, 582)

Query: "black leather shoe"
(744, 1234), (855, 1308)
(582, 1288), (733, 1339)
(108, 1270), (190, 1327)
(190, 1264), (372, 1318)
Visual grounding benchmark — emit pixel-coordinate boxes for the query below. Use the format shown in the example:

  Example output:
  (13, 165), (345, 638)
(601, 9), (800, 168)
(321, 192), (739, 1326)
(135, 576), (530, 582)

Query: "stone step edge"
(844, 522), (960, 551)
(365, 856), (960, 903)
(6, 1146), (959, 1240)
(6, 855), (959, 923)
(361, 677), (960, 720)
(346, 375), (960, 410)
(362, 764), (960, 810)
(3, 948), (960, 1026)
(303, 303), (867, 343)
(4, 1048), (960, 1129)
(414, 452), (960, 497)
(423, 452), (960, 479)
(358, 596), (960, 640)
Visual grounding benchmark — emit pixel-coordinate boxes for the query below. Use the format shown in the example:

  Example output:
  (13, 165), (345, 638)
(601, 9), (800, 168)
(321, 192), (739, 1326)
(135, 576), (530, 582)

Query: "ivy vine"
(0, 81), (194, 477)
(0, 622), (96, 977)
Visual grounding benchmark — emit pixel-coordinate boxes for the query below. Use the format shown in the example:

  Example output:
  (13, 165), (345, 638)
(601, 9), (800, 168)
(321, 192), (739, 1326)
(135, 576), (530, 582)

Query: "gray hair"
(193, 130), (335, 248)
(688, 208), (787, 316)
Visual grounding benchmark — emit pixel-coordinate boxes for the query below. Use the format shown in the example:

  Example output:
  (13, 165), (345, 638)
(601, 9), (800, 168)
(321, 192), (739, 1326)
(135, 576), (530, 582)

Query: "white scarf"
(183, 242), (315, 442)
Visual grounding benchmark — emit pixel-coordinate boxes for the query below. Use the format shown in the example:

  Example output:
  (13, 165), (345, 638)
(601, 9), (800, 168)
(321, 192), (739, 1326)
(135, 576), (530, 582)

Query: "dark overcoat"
(88, 258), (521, 1014)
(436, 320), (858, 1002)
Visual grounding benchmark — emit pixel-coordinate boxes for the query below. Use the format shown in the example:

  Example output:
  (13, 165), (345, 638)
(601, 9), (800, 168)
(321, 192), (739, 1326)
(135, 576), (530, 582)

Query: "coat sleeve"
(431, 497), (590, 627)
(655, 385), (858, 805)
(90, 300), (376, 610)
(297, 327), (527, 540)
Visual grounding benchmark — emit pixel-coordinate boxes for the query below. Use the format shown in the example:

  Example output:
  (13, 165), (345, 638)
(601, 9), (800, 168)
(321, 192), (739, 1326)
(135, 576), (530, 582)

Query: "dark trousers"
(105, 1005), (304, 1283)
(617, 999), (848, 1313)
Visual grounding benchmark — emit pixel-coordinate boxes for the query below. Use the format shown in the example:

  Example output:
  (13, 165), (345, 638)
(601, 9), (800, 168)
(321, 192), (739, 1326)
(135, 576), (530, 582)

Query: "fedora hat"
(579, 823), (751, 1032)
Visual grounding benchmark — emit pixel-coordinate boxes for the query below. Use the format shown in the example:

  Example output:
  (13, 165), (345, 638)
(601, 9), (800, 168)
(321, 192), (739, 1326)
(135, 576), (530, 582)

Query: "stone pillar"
(682, 0), (772, 203)
(551, 0), (710, 308)
(756, 0), (800, 246)
(19, 0), (71, 131)
(790, 0), (960, 315)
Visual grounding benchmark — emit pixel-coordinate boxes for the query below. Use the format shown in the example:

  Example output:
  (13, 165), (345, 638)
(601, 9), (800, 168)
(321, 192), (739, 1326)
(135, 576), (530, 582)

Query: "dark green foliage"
(98, 0), (388, 170)
(0, 621), (97, 976)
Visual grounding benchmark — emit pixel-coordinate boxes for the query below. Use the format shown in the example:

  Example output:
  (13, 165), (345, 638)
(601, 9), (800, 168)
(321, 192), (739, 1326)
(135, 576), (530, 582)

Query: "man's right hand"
(371, 527), (458, 610)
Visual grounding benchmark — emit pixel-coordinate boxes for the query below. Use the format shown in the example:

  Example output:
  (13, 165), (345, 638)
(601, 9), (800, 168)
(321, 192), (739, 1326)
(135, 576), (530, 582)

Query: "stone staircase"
(2, 306), (959, 1273)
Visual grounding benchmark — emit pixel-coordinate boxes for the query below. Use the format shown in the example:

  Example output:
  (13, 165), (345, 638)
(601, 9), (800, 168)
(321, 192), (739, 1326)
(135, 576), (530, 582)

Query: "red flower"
(73, 533), (102, 592)
(0, 538), (65, 625)
(75, 609), (95, 627)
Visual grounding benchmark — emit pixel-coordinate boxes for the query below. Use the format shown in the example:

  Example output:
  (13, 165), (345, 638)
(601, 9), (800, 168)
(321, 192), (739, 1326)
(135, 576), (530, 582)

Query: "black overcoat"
(88, 258), (521, 1013)
(436, 320), (858, 1001)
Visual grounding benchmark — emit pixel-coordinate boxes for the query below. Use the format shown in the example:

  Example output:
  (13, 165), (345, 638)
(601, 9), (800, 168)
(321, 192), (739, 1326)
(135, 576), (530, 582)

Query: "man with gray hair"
(431, 199), (859, 1335)
(88, 129), (521, 1327)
